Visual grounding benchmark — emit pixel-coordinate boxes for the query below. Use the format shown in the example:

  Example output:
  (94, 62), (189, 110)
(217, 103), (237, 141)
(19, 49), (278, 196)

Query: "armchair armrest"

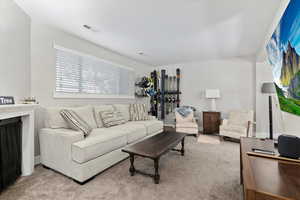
(246, 121), (256, 137)
(222, 119), (229, 126)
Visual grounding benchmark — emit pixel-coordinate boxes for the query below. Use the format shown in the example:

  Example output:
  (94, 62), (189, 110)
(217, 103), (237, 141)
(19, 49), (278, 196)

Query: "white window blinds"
(55, 45), (134, 98)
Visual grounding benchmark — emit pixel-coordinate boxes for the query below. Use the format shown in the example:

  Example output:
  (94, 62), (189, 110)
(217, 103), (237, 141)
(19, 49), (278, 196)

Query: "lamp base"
(211, 99), (217, 111)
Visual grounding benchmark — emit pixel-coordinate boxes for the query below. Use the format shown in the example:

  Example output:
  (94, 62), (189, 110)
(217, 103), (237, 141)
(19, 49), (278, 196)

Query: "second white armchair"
(219, 110), (254, 140)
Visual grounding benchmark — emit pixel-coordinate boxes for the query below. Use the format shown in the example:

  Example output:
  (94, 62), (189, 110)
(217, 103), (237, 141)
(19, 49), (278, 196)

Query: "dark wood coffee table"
(122, 131), (187, 184)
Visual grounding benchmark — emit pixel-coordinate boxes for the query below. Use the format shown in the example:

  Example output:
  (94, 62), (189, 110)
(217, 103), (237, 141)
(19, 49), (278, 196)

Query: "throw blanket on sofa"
(175, 106), (193, 118)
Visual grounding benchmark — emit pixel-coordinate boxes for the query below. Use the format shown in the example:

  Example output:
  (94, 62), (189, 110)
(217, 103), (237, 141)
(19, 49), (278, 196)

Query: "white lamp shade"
(205, 89), (220, 99)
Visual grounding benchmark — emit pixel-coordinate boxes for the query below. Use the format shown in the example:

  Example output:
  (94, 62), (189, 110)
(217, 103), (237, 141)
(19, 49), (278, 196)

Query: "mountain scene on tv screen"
(276, 43), (300, 115)
(267, 0), (300, 116)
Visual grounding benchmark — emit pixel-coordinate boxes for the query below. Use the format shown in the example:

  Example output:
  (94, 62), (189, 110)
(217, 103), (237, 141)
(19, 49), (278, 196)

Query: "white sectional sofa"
(39, 104), (163, 184)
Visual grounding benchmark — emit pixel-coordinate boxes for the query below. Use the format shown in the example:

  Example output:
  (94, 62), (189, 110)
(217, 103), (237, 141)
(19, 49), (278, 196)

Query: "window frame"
(53, 44), (135, 99)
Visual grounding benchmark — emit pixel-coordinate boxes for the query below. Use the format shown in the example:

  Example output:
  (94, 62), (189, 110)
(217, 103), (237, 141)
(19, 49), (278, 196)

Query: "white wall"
(256, 61), (300, 138)
(0, 0), (30, 101)
(158, 58), (256, 129)
(31, 22), (152, 107)
(30, 22), (153, 155)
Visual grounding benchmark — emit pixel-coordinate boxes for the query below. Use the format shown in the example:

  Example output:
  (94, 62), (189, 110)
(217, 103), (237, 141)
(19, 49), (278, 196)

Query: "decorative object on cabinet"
(205, 89), (220, 111)
(203, 111), (221, 134)
(0, 96), (15, 105)
(21, 97), (39, 104)
(278, 134), (300, 159)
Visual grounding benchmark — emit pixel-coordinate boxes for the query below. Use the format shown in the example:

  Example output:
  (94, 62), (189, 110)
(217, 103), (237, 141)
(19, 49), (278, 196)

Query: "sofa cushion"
(45, 107), (69, 129)
(109, 123), (147, 144)
(60, 109), (93, 136)
(176, 127), (198, 134)
(69, 106), (97, 129)
(128, 120), (163, 135)
(220, 124), (247, 134)
(72, 128), (127, 164)
(113, 104), (130, 121)
(94, 105), (114, 128)
(99, 110), (126, 127)
(176, 122), (198, 128)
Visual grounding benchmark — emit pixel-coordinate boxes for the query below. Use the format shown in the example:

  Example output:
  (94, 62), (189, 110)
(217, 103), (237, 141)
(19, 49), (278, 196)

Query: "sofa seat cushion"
(176, 127), (198, 134)
(220, 124), (246, 134)
(128, 120), (163, 135)
(176, 122), (198, 128)
(72, 128), (127, 164)
(109, 123), (147, 144)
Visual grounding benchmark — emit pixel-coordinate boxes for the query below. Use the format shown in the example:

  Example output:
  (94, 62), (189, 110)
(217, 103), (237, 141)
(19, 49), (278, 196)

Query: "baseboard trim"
(34, 155), (41, 165)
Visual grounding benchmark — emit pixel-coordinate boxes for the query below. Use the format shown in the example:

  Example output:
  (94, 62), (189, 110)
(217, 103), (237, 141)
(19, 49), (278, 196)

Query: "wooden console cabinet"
(240, 137), (300, 200)
(202, 111), (221, 134)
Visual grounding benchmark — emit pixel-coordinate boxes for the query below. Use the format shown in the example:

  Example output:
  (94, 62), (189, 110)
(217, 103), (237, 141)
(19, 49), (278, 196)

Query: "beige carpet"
(0, 137), (242, 200)
(197, 134), (221, 145)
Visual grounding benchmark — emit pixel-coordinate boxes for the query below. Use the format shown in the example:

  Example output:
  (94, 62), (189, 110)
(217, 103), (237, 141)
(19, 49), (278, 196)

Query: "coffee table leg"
(129, 154), (135, 176)
(154, 158), (160, 184)
(181, 137), (185, 156)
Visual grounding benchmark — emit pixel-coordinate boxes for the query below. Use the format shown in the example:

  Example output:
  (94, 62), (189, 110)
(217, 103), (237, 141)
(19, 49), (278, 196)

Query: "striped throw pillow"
(129, 104), (149, 121)
(99, 110), (126, 127)
(60, 109), (93, 137)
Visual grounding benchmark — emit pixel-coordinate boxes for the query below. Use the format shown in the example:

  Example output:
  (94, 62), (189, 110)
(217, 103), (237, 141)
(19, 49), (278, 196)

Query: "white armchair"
(219, 110), (254, 139)
(175, 110), (198, 136)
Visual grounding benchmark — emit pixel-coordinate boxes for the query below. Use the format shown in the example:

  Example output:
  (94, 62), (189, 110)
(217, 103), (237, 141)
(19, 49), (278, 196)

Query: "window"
(54, 45), (135, 98)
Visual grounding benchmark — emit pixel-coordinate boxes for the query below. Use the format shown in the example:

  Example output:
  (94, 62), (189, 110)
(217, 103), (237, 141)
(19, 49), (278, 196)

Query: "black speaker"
(278, 135), (300, 159)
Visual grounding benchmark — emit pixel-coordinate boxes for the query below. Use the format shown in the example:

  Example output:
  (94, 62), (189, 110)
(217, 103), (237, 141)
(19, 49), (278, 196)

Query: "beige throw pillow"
(129, 104), (149, 121)
(113, 104), (130, 122)
(99, 110), (126, 127)
(94, 105), (114, 128)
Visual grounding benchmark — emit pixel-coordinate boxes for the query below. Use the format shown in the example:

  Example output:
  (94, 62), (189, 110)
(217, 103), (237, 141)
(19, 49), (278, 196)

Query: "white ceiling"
(15, 0), (284, 66)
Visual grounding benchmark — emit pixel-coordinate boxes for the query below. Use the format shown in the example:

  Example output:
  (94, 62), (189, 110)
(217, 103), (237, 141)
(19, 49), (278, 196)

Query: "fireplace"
(0, 104), (36, 179)
(0, 117), (22, 192)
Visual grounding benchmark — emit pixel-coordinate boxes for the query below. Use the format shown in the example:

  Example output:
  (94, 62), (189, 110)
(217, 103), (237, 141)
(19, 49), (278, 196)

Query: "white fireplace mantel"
(0, 104), (38, 176)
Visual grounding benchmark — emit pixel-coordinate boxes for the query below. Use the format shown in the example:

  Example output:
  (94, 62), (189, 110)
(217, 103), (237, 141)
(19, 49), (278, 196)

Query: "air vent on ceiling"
(83, 25), (99, 33)
(83, 24), (91, 29)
